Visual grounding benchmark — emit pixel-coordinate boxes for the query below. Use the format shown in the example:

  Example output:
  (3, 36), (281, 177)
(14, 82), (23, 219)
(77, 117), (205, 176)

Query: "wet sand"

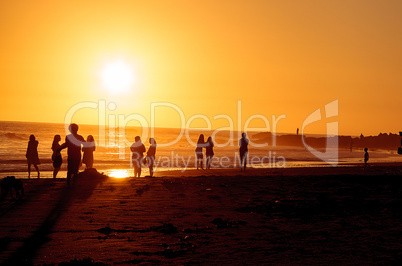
(1, 165), (402, 265)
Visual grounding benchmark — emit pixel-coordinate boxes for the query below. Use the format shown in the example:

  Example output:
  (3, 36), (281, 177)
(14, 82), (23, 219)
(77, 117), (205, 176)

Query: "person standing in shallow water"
(205, 136), (214, 169)
(51, 135), (62, 178)
(239, 132), (249, 172)
(195, 134), (205, 169)
(59, 123), (86, 186)
(146, 138), (157, 177)
(82, 135), (96, 169)
(131, 136), (146, 177)
(26, 134), (40, 178)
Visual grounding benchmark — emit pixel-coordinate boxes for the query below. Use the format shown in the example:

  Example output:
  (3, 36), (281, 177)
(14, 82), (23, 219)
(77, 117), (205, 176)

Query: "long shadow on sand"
(4, 169), (107, 265)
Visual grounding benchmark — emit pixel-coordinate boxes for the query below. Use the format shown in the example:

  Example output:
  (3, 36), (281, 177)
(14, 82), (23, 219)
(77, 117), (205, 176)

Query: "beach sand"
(1, 165), (402, 265)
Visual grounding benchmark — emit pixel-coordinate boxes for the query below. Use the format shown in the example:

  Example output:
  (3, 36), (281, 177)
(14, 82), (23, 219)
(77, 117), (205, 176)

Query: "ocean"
(1, 121), (401, 179)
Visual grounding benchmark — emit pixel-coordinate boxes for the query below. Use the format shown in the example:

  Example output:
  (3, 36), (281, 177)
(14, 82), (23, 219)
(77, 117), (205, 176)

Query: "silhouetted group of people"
(130, 136), (157, 178)
(26, 128), (377, 179)
(195, 132), (249, 171)
(26, 124), (253, 182)
(58, 124), (96, 186)
(131, 132), (250, 177)
(195, 134), (214, 170)
(26, 123), (159, 183)
(26, 123), (96, 186)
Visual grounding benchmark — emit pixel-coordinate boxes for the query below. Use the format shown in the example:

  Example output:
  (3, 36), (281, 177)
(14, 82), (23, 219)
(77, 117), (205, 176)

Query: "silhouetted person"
(364, 147), (369, 168)
(400, 131), (402, 146)
(296, 128), (299, 135)
(131, 136), (146, 177)
(146, 138), (157, 177)
(59, 123), (86, 186)
(205, 136), (214, 169)
(82, 135), (96, 169)
(195, 134), (205, 169)
(399, 132), (402, 154)
(239, 132), (249, 172)
(51, 134), (62, 178)
(26, 134), (40, 178)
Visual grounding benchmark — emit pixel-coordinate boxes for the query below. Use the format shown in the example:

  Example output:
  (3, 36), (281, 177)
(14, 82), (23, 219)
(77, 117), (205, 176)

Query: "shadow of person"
(4, 169), (107, 265)
(72, 168), (108, 201)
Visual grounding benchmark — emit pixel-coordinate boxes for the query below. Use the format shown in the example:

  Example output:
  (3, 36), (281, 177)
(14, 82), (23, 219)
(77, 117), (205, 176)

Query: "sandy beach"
(1, 165), (402, 265)
(2, 0), (402, 264)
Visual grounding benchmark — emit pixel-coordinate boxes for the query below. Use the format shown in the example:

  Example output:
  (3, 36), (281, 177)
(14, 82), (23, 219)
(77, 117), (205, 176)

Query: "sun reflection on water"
(108, 169), (130, 178)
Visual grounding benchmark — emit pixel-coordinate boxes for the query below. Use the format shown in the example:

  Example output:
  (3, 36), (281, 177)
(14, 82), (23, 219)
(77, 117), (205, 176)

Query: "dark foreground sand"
(1, 165), (402, 265)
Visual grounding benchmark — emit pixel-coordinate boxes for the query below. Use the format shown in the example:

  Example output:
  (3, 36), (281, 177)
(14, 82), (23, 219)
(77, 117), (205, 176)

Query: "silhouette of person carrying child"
(59, 123), (86, 186)
(131, 136), (146, 177)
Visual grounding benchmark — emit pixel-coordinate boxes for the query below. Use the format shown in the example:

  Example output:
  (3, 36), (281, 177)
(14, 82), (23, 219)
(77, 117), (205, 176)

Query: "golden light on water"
(108, 169), (130, 179)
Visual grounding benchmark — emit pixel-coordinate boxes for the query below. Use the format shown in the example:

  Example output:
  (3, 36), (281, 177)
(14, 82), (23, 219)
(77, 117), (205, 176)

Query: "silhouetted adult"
(82, 135), (96, 169)
(26, 134), (40, 178)
(239, 132), (249, 172)
(131, 136), (146, 177)
(399, 132), (402, 154)
(59, 123), (86, 186)
(146, 138), (157, 177)
(51, 134), (62, 178)
(205, 136), (214, 169)
(195, 134), (205, 169)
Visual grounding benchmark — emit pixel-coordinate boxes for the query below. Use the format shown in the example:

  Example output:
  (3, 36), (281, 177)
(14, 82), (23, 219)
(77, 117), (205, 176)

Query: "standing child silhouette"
(364, 147), (369, 168)
(51, 134), (62, 178)
(205, 136), (214, 169)
(146, 138), (157, 177)
(82, 135), (96, 169)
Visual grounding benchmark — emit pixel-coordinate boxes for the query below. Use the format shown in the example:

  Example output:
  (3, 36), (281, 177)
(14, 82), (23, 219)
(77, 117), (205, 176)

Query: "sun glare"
(100, 60), (135, 94)
(108, 169), (130, 179)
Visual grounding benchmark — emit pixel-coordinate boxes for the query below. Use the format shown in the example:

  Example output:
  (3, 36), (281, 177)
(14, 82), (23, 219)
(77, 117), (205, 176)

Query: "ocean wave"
(2, 132), (27, 140)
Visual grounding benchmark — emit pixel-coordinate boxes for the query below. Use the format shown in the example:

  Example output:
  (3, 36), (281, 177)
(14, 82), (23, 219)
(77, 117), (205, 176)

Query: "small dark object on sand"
(96, 226), (114, 235)
(211, 217), (233, 229)
(1, 176), (24, 199)
(59, 257), (106, 265)
(211, 217), (248, 229)
(136, 184), (150, 196)
(152, 223), (178, 234)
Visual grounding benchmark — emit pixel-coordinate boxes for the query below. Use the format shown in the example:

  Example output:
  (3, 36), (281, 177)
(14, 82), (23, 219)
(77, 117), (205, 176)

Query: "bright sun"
(100, 60), (135, 94)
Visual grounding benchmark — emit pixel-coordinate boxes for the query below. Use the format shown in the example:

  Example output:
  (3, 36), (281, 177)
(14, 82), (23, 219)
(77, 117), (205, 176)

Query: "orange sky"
(0, 0), (401, 136)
